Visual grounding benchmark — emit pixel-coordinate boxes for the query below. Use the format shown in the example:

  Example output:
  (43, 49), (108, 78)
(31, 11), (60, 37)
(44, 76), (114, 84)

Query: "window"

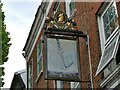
(71, 82), (81, 90)
(98, 1), (119, 50)
(102, 2), (119, 40)
(69, 0), (75, 16)
(28, 60), (33, 89)
(96, 1), (120, 76)
(37, 37), (43, 76)
(57, 81), (64, 90)
(96, 32), (120, 75)
(66, 0), (76, 18)
(53, 0), (61, 15)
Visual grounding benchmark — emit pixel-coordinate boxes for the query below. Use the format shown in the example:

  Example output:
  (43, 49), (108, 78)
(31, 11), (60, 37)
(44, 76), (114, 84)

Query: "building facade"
(23, 0), (120, 89)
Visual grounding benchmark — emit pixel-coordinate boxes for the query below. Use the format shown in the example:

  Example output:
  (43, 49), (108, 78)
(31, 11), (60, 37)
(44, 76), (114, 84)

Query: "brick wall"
(74, 2), (103, 88)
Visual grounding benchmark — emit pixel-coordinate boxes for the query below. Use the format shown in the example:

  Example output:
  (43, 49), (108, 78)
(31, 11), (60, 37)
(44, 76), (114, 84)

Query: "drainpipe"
(87, 34), (94, 90)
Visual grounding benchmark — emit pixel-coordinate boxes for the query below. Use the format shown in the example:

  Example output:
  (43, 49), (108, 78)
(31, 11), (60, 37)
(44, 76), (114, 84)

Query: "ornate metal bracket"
(45, 11), (78, 30)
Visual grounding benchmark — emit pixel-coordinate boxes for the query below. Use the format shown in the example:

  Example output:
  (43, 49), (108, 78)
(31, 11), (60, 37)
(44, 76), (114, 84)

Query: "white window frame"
(70, 82), (81, 90)
(65, 0), (76, 18)
(97, 0), (119, 51)
(57, 81), (64, 89)
(96, 31), (120, 75)
(37, 36), (43, 77)
(96, 0), (120, 76)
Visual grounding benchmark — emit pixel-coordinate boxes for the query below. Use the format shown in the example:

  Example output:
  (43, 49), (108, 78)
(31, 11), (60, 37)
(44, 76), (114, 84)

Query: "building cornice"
(23, 0), (53, 61)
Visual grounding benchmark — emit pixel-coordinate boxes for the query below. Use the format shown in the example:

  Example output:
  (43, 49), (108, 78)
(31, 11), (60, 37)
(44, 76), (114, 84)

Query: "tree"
(0, 0), (11, 88)
(0, 77), (4, 87)
(0, 67), (5, 88)
(0, 67), (5, 77)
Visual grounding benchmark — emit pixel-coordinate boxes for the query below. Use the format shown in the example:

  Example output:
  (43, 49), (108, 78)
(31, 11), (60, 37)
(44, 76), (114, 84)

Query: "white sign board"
(45, 37), (80, 81)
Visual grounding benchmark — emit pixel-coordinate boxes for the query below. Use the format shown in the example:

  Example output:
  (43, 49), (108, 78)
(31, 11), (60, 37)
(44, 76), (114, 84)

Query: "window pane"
(103, 12), (108, 29)
(104, 58), (117, 78)
(57, 4), (61, 11)
(108, 5), (114, 20)
(102, 2), (118, 40)
(38, 57), (42, 73)
(114, 14), (119, 27)
(105, 25), (110, 39)
(38, 42), (42, 57)
(37, 59), (42, 74)
(69, 0), (75, 15)
(57, 81), (64, 90)
(110, 18), (116, 31)
(37, 39), (43, 74)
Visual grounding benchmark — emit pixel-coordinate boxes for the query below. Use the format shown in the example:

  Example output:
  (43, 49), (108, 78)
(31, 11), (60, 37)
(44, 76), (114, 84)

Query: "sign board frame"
(44, 34), (81, 81)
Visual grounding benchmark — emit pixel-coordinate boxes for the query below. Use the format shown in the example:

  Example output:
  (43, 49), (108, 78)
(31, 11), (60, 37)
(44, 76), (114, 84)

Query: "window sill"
(35, 71), (43, 83)
(100, 63), (120, 88)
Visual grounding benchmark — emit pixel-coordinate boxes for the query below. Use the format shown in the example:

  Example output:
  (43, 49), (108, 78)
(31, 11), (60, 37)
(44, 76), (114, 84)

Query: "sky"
(1, 0), (41, 88)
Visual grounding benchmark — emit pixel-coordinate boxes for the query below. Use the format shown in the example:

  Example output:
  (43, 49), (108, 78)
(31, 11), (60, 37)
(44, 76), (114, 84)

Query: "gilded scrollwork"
(45, 11), (78, 30)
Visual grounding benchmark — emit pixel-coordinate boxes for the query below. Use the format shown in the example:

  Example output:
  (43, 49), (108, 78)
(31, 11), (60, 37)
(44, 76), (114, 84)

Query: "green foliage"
(0, 67), (5, 87)
(0, 77), (4, 87)
(0, 1), (11, 65)
(0, 67), (5, 77)
(0, 1), (11, 88)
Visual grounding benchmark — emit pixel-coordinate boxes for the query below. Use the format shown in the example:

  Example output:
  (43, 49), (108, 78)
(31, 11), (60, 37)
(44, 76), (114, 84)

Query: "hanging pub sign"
(44, 11), (85, 81)
(44, 35), (81, 81)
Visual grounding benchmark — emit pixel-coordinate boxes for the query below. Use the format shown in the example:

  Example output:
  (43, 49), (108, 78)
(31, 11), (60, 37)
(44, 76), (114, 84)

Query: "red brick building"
(23, 0), (120, 89)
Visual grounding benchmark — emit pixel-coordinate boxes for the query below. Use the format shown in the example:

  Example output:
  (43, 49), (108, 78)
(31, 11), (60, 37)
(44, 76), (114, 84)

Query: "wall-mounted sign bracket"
(44, 11), (92, 88)
(44, 28), (87, 38)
